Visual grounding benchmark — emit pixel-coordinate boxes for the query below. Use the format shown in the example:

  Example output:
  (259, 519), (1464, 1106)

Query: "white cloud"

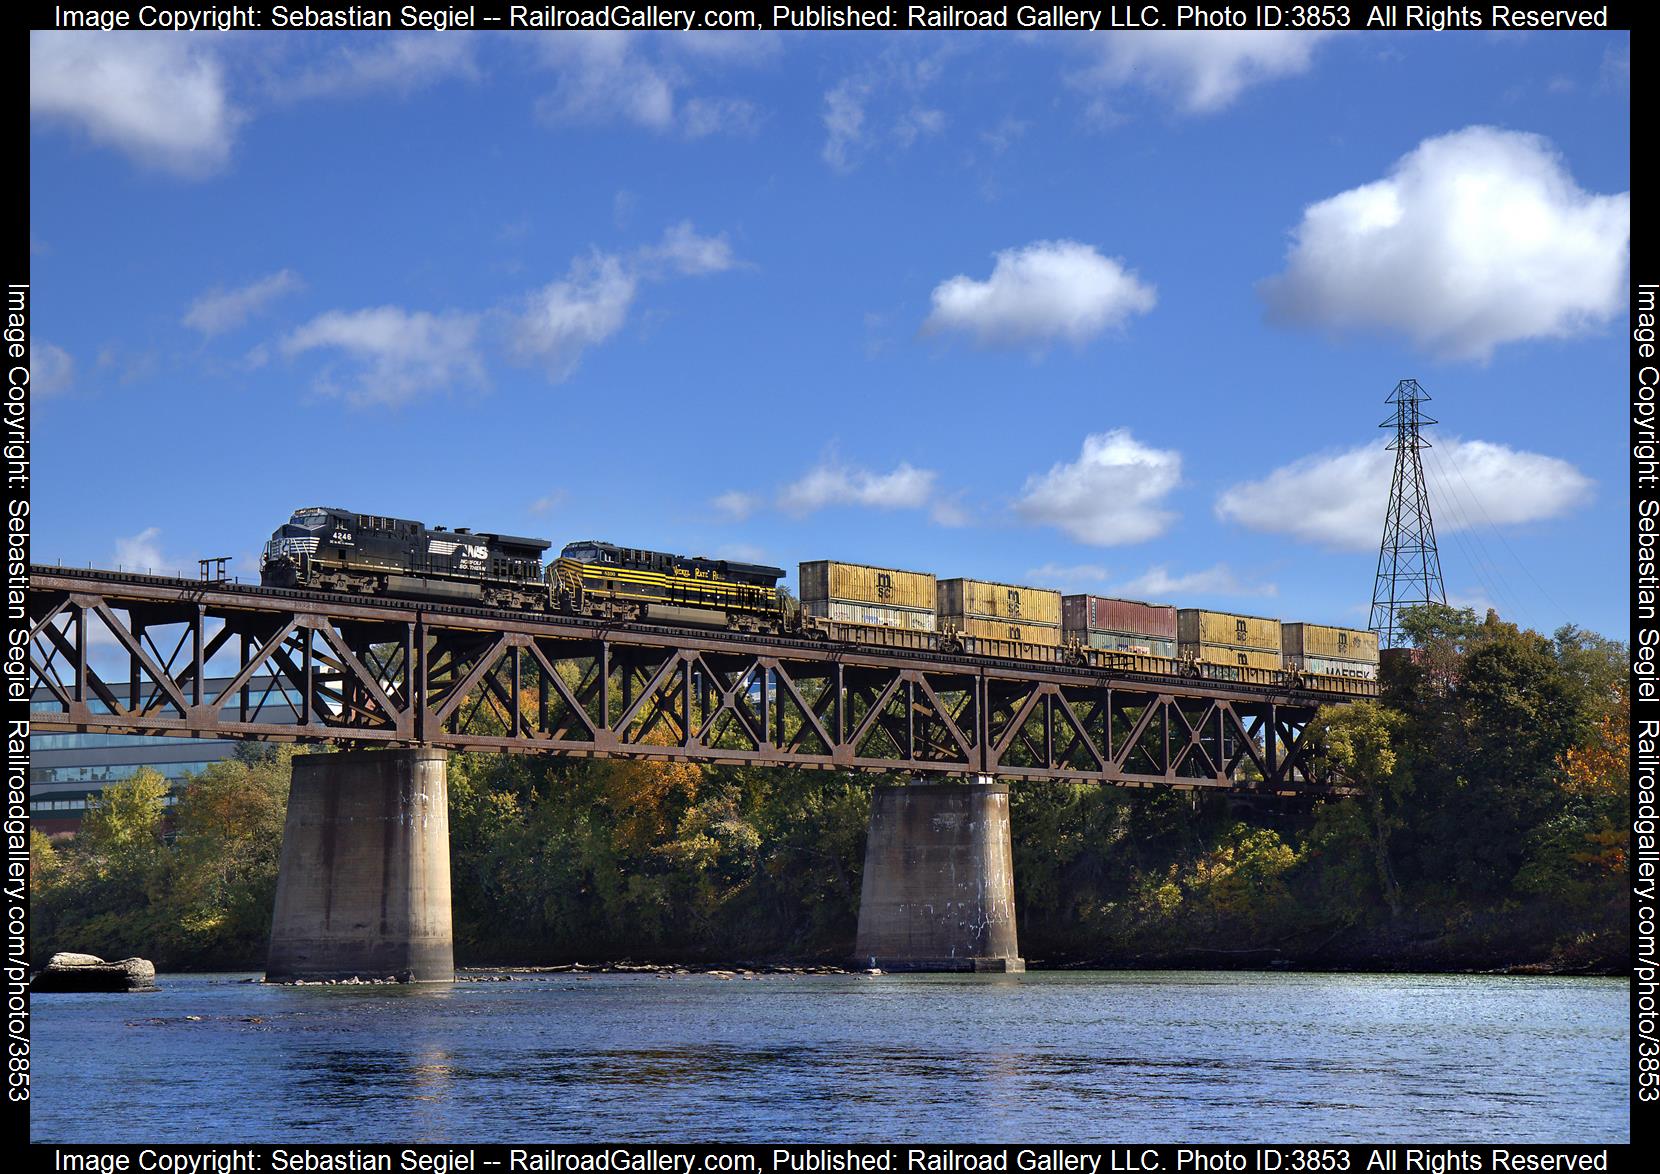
(1260, 126), (1629, 361)
(924, 241), (1156, 349)
(1026, 563), (1113, 590)
(183, 269), (303, 336)
(822, 76), (871, 172)
(282, 306), (485, 406)
(115, 526), (172, 575)
(512, 252), (638, 381)
(30, 32), (240, 176)
(529, 491), (568, 515)
(1116, 564), (1277, 599)
(779, 460), (937, 516)
(31, 342), (75, 397)
(1014, 430), (1181, 546)
(1215, 437), (1594, 550)
(274, 34), (478, 99)
(820, 48), (949, 172)
(644, 222), (740, 276)
(712, 491), (759, 521)
(533, 32), (758, 138)
(1076, 31), (1332, 113)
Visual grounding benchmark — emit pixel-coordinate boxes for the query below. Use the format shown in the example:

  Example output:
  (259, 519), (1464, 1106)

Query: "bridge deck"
(26, 567), (1366, 794)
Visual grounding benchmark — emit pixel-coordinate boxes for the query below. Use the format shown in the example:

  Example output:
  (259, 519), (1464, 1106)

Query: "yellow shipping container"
(1183, 643), (1283, 670)
(1282, 623), (1379, 664)
(936, 578), (1062, 625)
(799, 560), (936, 611)
(1177, 609), (1281, 652)
(941, 613), (1061, 647)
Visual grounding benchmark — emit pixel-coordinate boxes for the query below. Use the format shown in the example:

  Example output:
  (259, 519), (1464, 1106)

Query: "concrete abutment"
(266, 747), (455, 983)
(854, 779), (1025, 972)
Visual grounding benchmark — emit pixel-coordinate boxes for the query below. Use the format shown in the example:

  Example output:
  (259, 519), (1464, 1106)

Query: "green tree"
(1310, 701), (1411, 918)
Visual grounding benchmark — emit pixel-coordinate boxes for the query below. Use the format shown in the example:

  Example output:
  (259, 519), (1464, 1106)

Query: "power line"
(1369, 379), (1447, 649)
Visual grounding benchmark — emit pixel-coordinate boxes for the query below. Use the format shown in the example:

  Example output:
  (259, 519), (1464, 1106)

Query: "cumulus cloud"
(1014, 431), (1181, 546)
(282, 306), (485, 407)
(1215, 437), (1594, 550)
(512, 224), (739, 381)
(529, 490), (567, 515)
(779, 460), (937, 516)
(31, 32), (240, 176)
(1116, 564), (1277, 599)
(31, 342), (75, 397)
(924, 241), (1156, 349)
(1077, 31), (1332, 114)
(512, 253), (638, 381)
(183, 269), (303, 336)
(643, 221), (740, 276)
(1260, 126), (1630, 361)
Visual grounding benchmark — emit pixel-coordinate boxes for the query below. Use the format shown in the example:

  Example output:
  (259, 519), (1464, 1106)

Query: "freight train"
(259, 506), (1380, 692)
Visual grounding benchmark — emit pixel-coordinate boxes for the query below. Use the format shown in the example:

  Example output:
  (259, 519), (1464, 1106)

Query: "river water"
(28, 970), (1627, 1143)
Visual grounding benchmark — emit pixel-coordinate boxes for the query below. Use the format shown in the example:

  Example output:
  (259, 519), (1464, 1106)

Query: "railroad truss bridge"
(26, 567), (1374, 795)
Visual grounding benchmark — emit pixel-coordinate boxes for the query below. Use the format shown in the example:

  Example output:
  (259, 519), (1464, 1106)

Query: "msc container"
(1295, 655), (1380, 681)
(1177, 609), (1281, 653)
(1282, 622), (1380, 665)
(937, 579), (1063, 626)
(945, 615), (1062, 647)
(799, 560), (935, 610)
(1183, 644), (1284, 671)
(799, 560), (936, 631)
(805, 599), (937, 632)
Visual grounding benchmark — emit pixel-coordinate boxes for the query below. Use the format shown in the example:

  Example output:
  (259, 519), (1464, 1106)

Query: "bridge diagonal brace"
(90, 601), (191, 718)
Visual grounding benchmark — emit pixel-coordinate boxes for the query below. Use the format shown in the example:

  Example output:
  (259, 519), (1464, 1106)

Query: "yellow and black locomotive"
(260, 508), (788, 631)
(551, 541), (787, 631)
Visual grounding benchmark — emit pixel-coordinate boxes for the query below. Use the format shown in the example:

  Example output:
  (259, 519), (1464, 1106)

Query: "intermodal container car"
(938, 578), (1062, 646)
(1062, 595), (1178, 657)
(799, 560), (936, 631)
(1281, 623), (1380, 664)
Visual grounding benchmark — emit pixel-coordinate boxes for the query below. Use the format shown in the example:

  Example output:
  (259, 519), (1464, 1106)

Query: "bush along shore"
(31, 607), (1628, 976)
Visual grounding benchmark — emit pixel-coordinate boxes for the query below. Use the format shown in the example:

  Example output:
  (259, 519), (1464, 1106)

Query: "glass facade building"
(29, 678), (299, 834)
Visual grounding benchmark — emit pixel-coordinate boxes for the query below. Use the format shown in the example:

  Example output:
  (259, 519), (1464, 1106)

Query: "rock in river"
(31, 952), (159, 993)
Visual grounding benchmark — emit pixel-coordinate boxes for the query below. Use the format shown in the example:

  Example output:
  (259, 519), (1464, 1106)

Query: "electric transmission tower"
(1369, 379), (1447, 649)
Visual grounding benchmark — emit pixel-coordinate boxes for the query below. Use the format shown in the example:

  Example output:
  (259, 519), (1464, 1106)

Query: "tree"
(78, 768), (170, 879)
(1310, 702), (1411, 918)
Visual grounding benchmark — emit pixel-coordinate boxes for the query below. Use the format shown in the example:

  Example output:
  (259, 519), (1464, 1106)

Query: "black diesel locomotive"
(260, 506), (788, 630)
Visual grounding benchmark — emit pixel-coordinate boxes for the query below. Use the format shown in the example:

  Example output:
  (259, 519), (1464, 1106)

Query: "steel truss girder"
(26, 570), (1340, 793)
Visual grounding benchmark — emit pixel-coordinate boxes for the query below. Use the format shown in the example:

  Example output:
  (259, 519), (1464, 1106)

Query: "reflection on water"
(32, 971), (1627, 1143)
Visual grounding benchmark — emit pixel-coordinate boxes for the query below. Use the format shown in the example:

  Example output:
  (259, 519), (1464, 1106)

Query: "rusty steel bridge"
(25, 566), (1376, 794)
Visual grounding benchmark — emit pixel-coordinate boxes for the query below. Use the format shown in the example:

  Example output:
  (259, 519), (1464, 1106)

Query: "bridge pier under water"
(266, 748), (455, 984)
(854, 780), (1025, 973)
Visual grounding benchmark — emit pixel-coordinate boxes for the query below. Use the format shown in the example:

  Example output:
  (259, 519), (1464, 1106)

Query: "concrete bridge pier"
(853, 778), (1024, 972)
(266, 748), (455, 983)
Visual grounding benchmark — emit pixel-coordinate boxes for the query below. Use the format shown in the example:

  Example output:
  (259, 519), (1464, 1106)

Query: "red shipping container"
(1062, 595), (1177, 640)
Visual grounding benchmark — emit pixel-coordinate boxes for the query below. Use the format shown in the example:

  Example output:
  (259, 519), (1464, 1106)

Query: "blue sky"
(29, 29), (1632, 639)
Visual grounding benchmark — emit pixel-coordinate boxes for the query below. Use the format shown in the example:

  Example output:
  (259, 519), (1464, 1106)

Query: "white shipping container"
(807, 599), (937, 632)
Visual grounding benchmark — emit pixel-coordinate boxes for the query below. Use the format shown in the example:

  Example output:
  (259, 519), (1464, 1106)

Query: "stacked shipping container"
(1061, 595), (1178, 657)
(798, 560), (937, 631)
(937, 578), (1062, 646)
(1282, 623), (1380, 680)
(1177, 609), (1284, 669)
